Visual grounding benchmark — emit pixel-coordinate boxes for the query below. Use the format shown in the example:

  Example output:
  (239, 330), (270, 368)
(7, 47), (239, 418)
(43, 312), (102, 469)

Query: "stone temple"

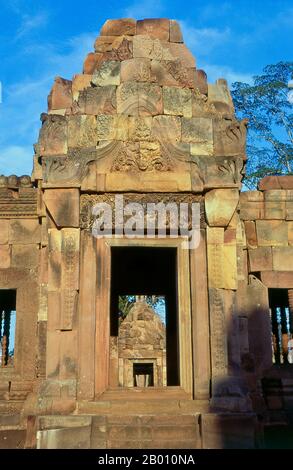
(0, 18), (293, 449)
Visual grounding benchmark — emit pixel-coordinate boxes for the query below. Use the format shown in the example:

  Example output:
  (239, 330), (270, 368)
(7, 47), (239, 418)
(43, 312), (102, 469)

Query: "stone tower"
(0, 18), (293, 449)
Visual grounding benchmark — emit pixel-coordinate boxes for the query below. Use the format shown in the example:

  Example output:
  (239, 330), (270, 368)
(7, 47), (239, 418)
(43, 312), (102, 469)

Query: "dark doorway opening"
(268, 288), (293, 364)
(0, 289), (17, 367)
(110, 246), (179, 386)
(133, 363), (154, 387)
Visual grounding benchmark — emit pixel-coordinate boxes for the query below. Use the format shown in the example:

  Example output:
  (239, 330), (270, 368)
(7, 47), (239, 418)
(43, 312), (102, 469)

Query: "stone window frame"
(0, 268), (38, 380)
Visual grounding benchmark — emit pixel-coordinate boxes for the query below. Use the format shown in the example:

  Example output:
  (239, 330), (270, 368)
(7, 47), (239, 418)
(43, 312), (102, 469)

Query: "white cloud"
(202, 63), (253, 86)
(180, 21), (231, 54)
(15, 12), (48, 40)
(0, 31), (97, 175)
(0, 145), (33, 176)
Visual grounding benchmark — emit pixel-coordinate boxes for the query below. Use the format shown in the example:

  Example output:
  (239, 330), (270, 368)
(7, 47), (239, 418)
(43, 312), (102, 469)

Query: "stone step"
(37, 413), (202, 449)
(77, 398), (209, 415)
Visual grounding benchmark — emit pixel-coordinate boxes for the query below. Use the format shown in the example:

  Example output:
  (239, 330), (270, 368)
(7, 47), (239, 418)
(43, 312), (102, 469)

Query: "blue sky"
(0, 0), (292, 175)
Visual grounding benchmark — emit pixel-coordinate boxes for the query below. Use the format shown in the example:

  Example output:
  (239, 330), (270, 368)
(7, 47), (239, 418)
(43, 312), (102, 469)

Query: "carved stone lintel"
(80, 192), (204, 230)
(0, 188), (38, 218)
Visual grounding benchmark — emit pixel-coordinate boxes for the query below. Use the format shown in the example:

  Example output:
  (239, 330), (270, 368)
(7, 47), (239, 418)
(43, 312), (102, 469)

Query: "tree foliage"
(118, 295), (165, 322)
(231, 61), (293, 188)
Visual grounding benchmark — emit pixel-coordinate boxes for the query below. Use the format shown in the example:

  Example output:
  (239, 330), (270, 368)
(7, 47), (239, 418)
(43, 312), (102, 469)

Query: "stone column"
(205, 189), (253, 412)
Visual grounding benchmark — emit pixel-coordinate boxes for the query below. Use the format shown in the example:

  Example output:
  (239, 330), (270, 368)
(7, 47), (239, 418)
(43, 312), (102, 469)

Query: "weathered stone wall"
(0, 176), (40, 431)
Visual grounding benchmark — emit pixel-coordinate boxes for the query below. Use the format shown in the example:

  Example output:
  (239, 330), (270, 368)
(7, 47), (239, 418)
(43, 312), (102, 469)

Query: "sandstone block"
(105, 171), (191, 192)
(240, 191), (264, 202)
(264, 189), (287, 201)
(94, 36), (119, 53)
(78, 86), (116, 115)
(152, 115), (181, 142)
(248, 247), (272, 272)
(138, 82), (163, 115)
(239, 192), (264, 220)
(128, 117), (152, 141)
(207, 242), (237, 289)
(264, 201), (286, 219)
(121, 58), (151, 82)
(224, 228), (236, 245)
(38, 114), (67, 156)
(208, 82), (234, 114)
(255, 220), (288, 246)
(116, 81), (139, 115)
(83, 53), (105, 74)
(48, 229), (62, 252)
(97, 115), (129, 142)
(167, 43), (196, 67)
(48, 253), (61, 293)
(102, 36), (133, 62)
(286, 201), (293, 220)
(9, 219), (41, 244)
(244, 221), (257, 248)
(151, 60), (194, 88)
(193, 69), (208, 95)
(182, 117), (213, 156)
(205, 189), (239, 227)
(239, 202), (265, 220)
(44, 189), (80, 228)
(68, 115), (97, 148)
(11, 244), (39, 268)
(37, 426), (91, 449)
(288, 221), (293, 245)
(214, 117), (247, 157)
(264, 189), (286, 219)
(48, 77), (72, 111)
(272, 247), (293, 271)
(72, 74), (92, 101)
(91, 61), (121, 86)
(47, 291), (61, 329)
(113, 115), (129, 140)
(163, 86), (192, 117)
(96, 115), (114, 140)
(100, 18), (136, 36)
(137, 18), (170, 40)
(0, 220), (9, 244)
(207, 227), (224, 245)
(261, 271), (293, 288)
(117, 82), (163, 116)
(222, 245), (237, 289)
(61, 228), (80, 289)
(258, 175), (293, 190)
(38, 284), (48, 322)
(133, 36), (174, 61)
(201, 413), (255, 449)
(81, 162), (97, 192)
(170, 20), (183, 43)
(0, 245), (11, 268)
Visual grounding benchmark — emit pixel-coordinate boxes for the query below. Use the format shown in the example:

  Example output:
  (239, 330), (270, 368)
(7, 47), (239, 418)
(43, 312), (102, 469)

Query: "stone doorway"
(110, 247), (179, 387)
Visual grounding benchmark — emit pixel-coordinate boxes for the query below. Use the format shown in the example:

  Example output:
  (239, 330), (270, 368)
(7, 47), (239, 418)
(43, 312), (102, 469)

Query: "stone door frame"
(78, 234), (194, 399)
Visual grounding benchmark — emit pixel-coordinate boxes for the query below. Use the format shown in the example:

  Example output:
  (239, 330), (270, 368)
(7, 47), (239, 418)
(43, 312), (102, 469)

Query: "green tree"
(118, 295), (165, 322)
(231, 61), (293, 189)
